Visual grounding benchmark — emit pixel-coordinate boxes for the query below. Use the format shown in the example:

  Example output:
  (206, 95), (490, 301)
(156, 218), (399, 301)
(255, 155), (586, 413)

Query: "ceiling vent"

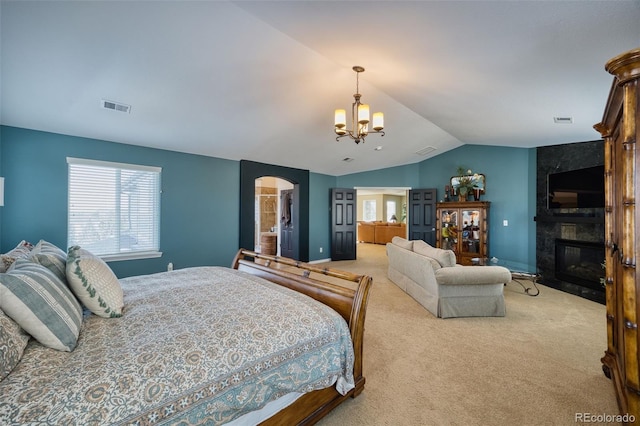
(553, 116), (572, 124)
(102, 99), (131, 113)
(415, 146), (436, 156)
(342, 157), (355, 162)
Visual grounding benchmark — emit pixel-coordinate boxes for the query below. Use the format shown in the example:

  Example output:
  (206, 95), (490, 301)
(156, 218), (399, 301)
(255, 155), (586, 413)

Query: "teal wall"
(309, 172), (337, 260)
(337, 163), (421, 189)
(417, 144), (535, 266)
(337, 145), (536, 266)
(0, 126), (240, 277)
(0, 125), (537, 274)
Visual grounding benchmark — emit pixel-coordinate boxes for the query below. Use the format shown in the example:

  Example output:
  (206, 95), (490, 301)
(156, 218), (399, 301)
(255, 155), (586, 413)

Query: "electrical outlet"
(503, 220), (508, 227)
(319, 247), (323, 253)
(167, 262), (173, 271)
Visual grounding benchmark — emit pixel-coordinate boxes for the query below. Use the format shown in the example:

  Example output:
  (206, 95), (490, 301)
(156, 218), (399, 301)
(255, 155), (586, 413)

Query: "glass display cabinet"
(435, 201), (490, 265)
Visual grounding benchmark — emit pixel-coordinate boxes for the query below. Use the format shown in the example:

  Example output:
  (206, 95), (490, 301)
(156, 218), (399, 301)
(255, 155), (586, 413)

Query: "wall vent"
(553, 116), (572, 124)
(415, 146), (436, 156)
(102, 99), (131, 113)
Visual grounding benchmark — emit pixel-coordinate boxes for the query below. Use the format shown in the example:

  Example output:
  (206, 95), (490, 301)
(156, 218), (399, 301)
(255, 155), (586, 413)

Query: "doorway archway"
(254, 176), (294, 255)
(239, 160), (310, 262)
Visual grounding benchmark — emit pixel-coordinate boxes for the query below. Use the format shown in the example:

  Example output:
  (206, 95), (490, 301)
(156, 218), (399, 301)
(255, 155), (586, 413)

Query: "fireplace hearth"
(555, 239), (604, 291)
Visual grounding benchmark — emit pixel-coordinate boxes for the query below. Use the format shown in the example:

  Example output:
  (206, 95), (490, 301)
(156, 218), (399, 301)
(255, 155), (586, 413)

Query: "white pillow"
(66, 246), (124, 318)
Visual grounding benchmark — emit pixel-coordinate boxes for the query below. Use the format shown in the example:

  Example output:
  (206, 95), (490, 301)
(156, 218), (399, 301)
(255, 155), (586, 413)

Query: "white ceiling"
(1, 1), (639, 176)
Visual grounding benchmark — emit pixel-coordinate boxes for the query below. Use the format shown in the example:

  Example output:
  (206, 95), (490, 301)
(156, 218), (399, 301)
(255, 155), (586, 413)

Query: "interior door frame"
(240, 160), (309, 262)
(354, 186), (411, 223)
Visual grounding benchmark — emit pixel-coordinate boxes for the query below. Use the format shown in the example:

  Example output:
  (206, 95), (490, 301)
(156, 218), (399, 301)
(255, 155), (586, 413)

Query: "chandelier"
(334, 66), (384, 144)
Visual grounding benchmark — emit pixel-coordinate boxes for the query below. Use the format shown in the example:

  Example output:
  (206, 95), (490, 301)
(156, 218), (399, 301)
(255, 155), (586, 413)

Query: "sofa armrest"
(358, 222), (376, 243)
(387, 242), (439, 292)
(435, 266), (512, 286)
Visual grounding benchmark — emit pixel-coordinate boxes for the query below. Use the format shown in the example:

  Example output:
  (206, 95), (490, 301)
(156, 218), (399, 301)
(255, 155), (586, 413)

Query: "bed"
(0, 244), (372, 425)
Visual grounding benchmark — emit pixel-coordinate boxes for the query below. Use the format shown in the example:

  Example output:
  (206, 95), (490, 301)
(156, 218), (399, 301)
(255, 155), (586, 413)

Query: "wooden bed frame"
(231, 249), (373, 425)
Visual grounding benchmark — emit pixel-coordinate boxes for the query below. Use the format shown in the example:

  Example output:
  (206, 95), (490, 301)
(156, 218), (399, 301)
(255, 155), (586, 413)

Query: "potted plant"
(455, 167), (481, 201)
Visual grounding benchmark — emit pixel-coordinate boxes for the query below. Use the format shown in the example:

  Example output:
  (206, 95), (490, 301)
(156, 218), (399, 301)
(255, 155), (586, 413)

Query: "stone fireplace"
(536, 140), (605, 304)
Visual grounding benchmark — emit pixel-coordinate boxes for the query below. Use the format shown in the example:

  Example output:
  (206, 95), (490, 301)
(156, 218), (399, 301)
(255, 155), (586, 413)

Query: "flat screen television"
(547, 165), (605, 209)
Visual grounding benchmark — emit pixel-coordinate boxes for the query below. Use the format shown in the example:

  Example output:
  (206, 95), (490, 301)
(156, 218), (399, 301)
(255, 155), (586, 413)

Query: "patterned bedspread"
(0, 266), (355, 425)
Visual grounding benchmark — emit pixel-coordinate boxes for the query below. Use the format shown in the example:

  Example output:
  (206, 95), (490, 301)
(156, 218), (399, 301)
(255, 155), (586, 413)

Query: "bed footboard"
(231, 249), (372, 425)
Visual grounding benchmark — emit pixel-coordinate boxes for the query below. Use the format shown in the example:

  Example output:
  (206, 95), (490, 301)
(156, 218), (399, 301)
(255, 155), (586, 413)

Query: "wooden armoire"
(594, 47), (640, 420)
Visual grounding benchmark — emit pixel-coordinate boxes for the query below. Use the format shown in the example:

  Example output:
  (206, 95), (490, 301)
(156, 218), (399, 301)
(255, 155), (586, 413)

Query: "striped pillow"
(29, 240), (68, 283)
(0, 259), (82, 352)
(0, 240), (34, 273)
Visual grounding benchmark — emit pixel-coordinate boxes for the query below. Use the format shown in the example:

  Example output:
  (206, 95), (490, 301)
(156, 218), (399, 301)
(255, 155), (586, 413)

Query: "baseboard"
(309, 258), (331, 264)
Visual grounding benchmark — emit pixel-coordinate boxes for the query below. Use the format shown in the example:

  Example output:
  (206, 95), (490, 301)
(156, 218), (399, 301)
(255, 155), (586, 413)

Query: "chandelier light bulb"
(334, 109), (346, 128)
(358, 104), (370, 125)
(372, 112), (384, 131)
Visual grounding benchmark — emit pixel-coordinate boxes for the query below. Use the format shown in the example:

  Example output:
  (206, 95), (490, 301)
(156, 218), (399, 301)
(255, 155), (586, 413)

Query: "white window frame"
(363, 200), (377, 222)
(386, 200), (397, 221)
(67, 157), (162, 261)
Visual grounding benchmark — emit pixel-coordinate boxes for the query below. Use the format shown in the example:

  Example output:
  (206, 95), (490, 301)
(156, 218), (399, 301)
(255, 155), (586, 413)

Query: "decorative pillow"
(392, 236), (414, 251)
(412, 239), (457, 267)
(66, 246), (124, 318)
(28, 240), (68, 282)
(0, 259), (82, 352)
(0, 308), (30, 381)
(0, 240), (34, 273)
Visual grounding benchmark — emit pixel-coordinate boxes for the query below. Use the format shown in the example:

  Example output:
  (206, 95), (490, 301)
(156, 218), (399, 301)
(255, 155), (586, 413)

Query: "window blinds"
(67, 157), (161, 259)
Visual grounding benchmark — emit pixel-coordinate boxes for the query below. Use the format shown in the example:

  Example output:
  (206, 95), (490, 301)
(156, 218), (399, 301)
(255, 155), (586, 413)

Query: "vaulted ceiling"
(2, 1), (639, 175)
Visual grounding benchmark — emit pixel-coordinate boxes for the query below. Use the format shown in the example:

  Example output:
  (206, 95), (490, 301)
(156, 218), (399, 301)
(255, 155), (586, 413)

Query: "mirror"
(450, 174), (486, 195)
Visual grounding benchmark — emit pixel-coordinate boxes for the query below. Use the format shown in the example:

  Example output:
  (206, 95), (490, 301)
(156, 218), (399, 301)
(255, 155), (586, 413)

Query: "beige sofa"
(386, 237), (512, 318)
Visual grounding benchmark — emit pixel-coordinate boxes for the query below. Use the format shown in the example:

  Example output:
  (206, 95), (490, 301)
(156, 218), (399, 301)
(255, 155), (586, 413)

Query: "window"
(386, 200), (397, 221)
(363, 200), (376, 221)
(67, 157), (161, 261)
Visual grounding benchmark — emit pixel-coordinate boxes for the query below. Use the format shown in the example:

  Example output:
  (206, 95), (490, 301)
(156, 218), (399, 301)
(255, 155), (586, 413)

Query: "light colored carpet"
(317, 243), (620, 426)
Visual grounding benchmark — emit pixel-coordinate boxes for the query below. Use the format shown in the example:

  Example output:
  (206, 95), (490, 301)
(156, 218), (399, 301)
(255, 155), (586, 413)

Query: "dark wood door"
(330, 188), (356, 260)
(280, 189), (295, 259)
(408, 189), (437, 245)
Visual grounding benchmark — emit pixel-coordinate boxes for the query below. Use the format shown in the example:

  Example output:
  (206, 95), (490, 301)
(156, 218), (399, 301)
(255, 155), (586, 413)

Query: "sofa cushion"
(391, 236), (414, 251)
(426, 257), (443, 271)
(413, 240), (456, 267)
